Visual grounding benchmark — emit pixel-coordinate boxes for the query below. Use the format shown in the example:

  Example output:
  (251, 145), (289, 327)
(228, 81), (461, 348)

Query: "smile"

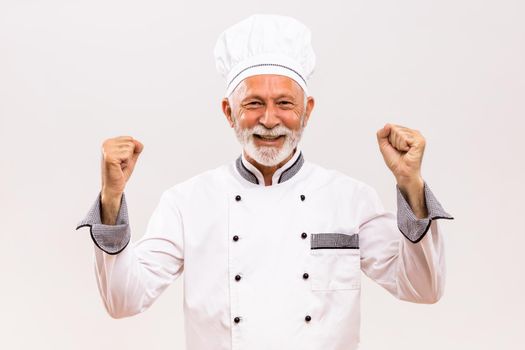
(254, 134), (284, 141)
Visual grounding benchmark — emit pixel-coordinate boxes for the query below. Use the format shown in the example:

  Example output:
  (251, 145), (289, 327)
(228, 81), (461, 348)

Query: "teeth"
(258, 135), (281, 140)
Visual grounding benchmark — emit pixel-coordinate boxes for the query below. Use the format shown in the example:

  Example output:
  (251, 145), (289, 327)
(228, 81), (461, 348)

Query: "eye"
(244, 101), (263, 108)
(277, 101), (294, 108)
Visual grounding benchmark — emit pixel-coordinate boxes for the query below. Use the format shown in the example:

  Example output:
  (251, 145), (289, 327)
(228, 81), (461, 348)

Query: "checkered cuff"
(75, 192), (131, 255)
(396, 182), (454, 244)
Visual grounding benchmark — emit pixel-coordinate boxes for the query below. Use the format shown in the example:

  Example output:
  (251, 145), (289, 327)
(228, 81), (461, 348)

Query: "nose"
(259, 103), (280, 129)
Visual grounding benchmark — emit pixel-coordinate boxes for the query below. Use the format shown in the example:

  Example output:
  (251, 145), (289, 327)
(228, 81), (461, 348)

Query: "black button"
(300, 194), (306, 201)
(234, 316), (241, 323)
(301, 232), (307, 239)
(305, 315), (311, 322)
(303, 273), (309, 279)
(235, 195), (242, 201)
(235, 274), (242, 281)
(233, 235), (239, 242)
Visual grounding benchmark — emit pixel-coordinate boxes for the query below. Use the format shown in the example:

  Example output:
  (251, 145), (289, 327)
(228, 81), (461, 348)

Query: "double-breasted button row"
(233, 193), (312, 325)
(302, 230), (310, 321)
(301, 230), (310, 322)
(233, 198), (242, 326)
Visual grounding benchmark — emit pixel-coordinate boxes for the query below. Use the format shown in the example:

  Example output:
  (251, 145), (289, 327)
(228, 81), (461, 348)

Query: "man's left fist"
(376, 123), (426, 186)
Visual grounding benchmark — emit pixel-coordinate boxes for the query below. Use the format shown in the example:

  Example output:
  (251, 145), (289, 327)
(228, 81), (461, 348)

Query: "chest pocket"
(309, 233), (361, 291)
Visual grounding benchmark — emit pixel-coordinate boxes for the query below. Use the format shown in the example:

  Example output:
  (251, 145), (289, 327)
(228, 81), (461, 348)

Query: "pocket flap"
(311, 233), (359, 250)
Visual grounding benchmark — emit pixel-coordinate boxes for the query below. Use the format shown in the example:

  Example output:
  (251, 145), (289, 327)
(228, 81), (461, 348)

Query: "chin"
(246, 143), (293, 167)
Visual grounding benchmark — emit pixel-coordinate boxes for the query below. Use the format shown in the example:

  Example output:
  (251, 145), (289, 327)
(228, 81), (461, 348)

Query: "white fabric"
(93, 158), (446, 350)
(214, 14), (316, 97)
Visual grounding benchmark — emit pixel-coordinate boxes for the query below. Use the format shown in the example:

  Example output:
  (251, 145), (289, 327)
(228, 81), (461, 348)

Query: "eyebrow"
(241, 94), (297, 103)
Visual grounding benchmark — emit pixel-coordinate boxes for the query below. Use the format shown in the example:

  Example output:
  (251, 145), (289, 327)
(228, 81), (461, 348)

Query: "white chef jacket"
(76, 148), (453, 350)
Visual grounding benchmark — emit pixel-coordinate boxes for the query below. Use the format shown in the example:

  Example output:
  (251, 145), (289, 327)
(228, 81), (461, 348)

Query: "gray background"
(1, 0), (524, 349)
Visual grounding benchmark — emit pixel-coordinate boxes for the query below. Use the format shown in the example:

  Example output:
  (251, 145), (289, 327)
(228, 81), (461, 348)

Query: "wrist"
(396, 175), (428, 219)
(396, 175), (424, 194)
(101, 187), (123, 202)
(100, 190), (123, 225)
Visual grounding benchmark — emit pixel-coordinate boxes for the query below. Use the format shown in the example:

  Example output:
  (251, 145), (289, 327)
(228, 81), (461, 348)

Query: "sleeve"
(396, 182), (454, 243)
(358, 181), (454, 304)
(75, 192), (131, 255)
(75, 191), (184, 318)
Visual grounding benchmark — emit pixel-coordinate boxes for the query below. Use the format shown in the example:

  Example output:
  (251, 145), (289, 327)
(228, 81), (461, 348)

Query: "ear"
(221, 98), (235, 128)
(302, 96), (315, 127)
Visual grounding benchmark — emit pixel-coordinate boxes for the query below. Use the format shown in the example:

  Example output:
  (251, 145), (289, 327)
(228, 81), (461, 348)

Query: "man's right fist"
(101, 136), (144, 196)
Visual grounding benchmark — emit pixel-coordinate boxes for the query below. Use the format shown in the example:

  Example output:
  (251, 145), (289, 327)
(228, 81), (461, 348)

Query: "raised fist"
(101, 136), (144, 196)
(376, 123), (425, 187)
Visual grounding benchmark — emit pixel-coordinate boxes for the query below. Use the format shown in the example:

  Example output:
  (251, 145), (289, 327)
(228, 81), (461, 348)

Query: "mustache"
(247, 124), (293, 137)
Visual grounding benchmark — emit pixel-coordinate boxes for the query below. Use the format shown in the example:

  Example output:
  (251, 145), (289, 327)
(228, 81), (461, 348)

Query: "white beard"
(233, 117), (305, 167)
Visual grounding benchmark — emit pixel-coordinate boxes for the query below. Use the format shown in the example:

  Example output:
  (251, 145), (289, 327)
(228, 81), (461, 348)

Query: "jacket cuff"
(75, 192), (131, 255)
(396, 182), (454, 244)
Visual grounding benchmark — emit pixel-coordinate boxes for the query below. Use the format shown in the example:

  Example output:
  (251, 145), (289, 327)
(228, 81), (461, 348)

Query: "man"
(76, 14), (453, 350)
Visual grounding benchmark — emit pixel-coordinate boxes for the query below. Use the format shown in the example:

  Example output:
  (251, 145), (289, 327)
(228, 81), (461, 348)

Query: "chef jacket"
(76, 148), (453, 350)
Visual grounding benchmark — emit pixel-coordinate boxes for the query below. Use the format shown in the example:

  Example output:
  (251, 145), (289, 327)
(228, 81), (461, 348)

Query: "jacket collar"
(235, 148), (304, 186)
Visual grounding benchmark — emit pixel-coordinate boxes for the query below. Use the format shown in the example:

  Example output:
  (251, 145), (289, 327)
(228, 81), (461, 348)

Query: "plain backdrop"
(1, 0), (524, 349)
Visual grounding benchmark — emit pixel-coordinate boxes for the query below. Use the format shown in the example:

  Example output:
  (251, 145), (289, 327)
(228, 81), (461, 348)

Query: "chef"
(76, 14), (454, 350)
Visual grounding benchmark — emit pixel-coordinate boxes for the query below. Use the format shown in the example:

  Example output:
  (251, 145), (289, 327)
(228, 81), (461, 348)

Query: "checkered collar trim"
(235, 149), (304, 186)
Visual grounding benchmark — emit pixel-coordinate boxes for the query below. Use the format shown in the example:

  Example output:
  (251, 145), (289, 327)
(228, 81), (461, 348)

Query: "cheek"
(237, 111), (260, 128)
(281, 113), (303, 130)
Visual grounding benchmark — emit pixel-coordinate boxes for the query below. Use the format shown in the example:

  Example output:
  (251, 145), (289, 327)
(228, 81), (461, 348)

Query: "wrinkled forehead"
(232, 74), (305, 100)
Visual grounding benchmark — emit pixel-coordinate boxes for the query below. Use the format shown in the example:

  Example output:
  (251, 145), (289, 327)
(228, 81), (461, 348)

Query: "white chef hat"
(214, 14), (316, 97)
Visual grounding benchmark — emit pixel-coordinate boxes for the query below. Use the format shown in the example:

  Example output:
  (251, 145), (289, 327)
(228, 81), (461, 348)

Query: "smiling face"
(222, 74), (315, 167)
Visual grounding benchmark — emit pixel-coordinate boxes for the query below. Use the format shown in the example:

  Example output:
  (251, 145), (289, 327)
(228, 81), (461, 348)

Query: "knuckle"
(116, 149), (130, 158)
(118, 135), (133, 140)
(117, 142), (133, 151)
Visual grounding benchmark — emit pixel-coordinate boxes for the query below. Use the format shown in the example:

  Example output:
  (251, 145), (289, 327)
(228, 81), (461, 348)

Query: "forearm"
(396, 220), (445, 303)
(393, 181), (454, 302)
(94, 235), (184, 319)
(396, 176), (428, 219)
(77, 191), (145, 317)
(77, 190), (185, 318)
(101, 189), (123, 225)
(94, 244), (149, 318)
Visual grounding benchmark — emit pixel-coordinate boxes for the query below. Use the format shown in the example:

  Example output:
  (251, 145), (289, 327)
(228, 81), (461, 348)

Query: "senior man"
(76, 14), (453, 350)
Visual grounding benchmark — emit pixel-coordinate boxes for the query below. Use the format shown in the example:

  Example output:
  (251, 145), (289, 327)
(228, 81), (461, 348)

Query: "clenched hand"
(100, 136), (143, 224)
(376, 123), (428, 218)
(376, 123), (425, 186)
